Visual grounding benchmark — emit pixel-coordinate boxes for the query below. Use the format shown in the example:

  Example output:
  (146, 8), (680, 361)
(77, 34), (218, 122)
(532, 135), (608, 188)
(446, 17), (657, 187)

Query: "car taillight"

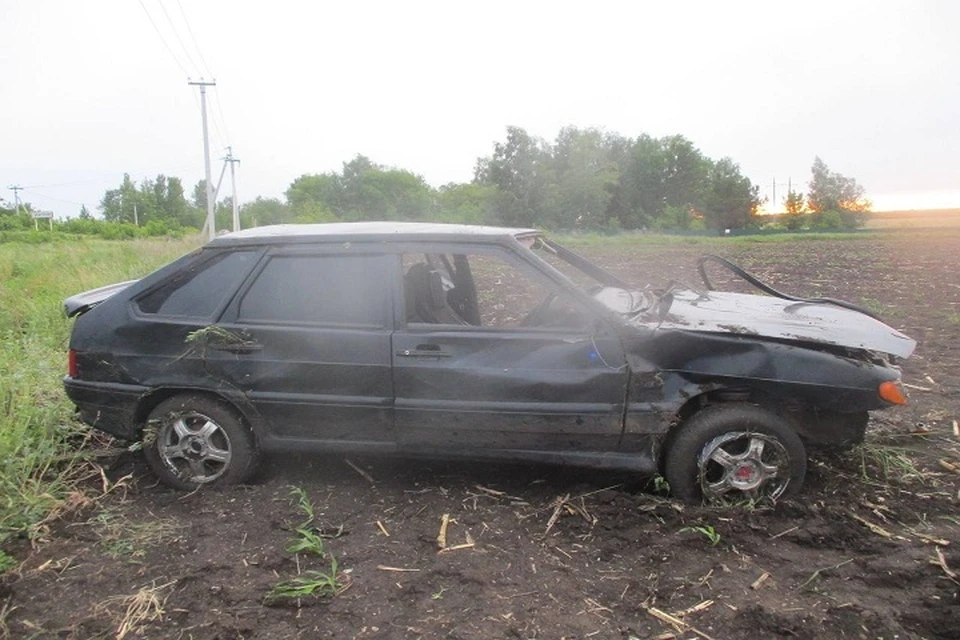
(68, 349), (78, 378)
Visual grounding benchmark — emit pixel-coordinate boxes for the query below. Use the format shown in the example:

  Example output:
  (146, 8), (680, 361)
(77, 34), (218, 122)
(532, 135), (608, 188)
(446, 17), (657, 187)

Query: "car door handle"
(396, 344), (452, 358)
(207, 341), (264, 354)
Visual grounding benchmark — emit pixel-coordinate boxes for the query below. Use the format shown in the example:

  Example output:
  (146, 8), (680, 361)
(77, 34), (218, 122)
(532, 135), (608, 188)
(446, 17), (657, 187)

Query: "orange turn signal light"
(878, 380), (907, 405)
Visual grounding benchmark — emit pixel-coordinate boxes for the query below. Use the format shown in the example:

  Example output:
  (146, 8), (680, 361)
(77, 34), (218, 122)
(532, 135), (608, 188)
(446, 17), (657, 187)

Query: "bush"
(0, 213), (33, 231)
(810, 211), (845, 230)
(98, 223), (138, 240)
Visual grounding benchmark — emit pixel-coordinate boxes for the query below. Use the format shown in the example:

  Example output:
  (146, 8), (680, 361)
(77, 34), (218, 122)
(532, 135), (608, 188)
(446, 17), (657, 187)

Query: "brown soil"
(3, 231), (959, 640)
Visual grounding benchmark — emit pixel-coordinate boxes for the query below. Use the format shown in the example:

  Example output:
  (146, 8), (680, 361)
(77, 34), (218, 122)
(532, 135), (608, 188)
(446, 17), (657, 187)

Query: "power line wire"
(212, 88), (232, 146)
(156, 0), (202, 78)
(21, 178), (106, 189)
(172, 0), (228, 147)
(26, 191), (96, 209)
(197, 89), (226, 152)
(210, 119), (226, 153)
(137, 0), (191, 77)
(175, 0), (214, 79)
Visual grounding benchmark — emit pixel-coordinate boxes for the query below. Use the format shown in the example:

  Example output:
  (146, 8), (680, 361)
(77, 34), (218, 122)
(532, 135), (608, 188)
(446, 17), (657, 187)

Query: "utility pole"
(7, 185), (23, 215)
(188, 79), (217, 240)
(772, 177), (776, 212)
(134, 203), (139, 227)
(224, 146), (241, 231)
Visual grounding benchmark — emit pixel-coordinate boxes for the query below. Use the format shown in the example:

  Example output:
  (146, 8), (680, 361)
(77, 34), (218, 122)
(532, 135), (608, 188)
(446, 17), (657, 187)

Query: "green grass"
(680, 524), (722, 546)
(266, 486), (343, 602)
(0, 236), (201, 552)
(266, 567), (341, 600)
(856, 442), (925, 485)
(0, 549), (15, 573)
(859, 297), (898, 318)
(285, 487), (327, 557)
(91, 508), (182, 560)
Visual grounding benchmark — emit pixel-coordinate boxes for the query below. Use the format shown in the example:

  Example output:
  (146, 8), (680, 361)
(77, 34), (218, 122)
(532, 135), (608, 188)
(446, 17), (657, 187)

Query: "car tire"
(143, 394), (260, 490)
(664, 404), (806, 504)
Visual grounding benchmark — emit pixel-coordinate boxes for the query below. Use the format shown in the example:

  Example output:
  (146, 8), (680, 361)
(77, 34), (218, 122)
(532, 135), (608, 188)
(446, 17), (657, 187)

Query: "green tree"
(650, 204), (703, 231)
(286, 155), (435, 222)
(608, 134), (667, 228)
(551, 127), (620, 228)
(700, 157), (759, 230)
(0, 199), (32, 230)
(435, 183), (497, 224)
(215, 196), (234, 231)
(660, 135), (710, 212)
(192, 179), (208, 210)
(99, 174), (200, 228)
(99, 174), (139, 223)
(337, 156), (434, 221)
(807, 157), (871, 228)
(241, 197), (293, 227)
(286, 173), (339, 221)
(474, 126), (556, 227)
(191, 178), (230, 229)
(608, 134), (710, 230)
(784, 189), (805, 214)
(783, 190), (806, 230)
(162, 176), (202, 227)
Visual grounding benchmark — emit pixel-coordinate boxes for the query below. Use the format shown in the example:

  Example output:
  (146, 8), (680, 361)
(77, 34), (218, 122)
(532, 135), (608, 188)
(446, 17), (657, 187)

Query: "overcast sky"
(2, 0), (958, 217)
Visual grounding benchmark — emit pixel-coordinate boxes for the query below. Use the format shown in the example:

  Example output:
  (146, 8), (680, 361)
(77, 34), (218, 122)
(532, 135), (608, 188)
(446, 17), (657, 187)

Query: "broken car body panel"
(63, 222), (914, 479)
(641, 289), (915, 359)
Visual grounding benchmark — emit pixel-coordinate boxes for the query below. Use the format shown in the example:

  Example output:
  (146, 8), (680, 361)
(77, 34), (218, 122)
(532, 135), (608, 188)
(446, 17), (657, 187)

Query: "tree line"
(0, 126), (872, 239)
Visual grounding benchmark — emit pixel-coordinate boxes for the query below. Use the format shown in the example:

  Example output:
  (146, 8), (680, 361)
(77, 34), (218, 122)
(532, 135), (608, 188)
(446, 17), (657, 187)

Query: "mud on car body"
(63, 222), (915, 502)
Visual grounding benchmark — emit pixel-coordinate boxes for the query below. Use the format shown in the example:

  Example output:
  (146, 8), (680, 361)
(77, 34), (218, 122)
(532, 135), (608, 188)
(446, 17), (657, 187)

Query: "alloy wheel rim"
(697, 431), (791, 502)
(157, 411), (232, 483)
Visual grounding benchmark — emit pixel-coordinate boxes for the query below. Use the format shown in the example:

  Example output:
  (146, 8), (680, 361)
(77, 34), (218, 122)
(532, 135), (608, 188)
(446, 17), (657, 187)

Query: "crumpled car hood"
(632, 289), (916, 359)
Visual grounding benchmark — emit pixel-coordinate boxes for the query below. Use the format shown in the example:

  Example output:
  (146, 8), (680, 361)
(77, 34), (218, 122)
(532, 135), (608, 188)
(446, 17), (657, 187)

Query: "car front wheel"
(143, 394), (260, 490)
(664, 404), (806, 504)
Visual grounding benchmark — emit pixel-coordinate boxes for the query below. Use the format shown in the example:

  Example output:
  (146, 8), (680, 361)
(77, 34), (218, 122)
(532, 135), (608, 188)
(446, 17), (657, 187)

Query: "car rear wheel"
(143, 394), (260, 490)
(664, 404), (806, 504)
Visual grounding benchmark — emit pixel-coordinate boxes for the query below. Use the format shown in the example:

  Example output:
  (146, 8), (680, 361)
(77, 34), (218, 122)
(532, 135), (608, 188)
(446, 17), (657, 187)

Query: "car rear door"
(209, 248), (395, 447)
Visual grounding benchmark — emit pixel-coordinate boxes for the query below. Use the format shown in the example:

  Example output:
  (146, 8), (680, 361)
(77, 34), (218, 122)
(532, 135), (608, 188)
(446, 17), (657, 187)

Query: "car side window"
(403, 251), (590, 330)
(136, 250), (258, 318)
(237, 254), (387, 328)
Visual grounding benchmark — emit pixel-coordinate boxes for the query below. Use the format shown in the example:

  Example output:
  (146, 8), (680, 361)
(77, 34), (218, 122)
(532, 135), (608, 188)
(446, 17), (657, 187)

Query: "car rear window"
(136, 250), (258, 318)
(237, 254), (388, 328)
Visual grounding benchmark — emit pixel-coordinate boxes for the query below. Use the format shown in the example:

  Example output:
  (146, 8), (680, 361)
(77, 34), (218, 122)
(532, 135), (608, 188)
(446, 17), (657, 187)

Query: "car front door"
(391, 246), (629, 453)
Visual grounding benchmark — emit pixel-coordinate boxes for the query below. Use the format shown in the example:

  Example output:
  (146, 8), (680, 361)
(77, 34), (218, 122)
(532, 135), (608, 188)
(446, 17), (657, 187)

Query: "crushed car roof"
(209, 222), (541, 246)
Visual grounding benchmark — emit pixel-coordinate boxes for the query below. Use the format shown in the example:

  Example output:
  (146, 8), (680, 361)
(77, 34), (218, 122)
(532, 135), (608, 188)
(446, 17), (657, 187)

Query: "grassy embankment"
(0, 236), (200, 562)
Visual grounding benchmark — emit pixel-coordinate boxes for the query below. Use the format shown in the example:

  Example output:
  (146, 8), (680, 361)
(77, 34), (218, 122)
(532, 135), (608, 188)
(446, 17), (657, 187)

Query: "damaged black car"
(63, 222), (916, 502)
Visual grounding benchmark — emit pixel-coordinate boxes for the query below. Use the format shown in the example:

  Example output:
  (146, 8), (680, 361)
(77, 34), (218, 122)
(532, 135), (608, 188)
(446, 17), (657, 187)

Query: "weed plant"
(0, 237), (199, 552)
(680, 524), (721, 546)
(267, 486), (342, 602)
(857, 442), (924, 484)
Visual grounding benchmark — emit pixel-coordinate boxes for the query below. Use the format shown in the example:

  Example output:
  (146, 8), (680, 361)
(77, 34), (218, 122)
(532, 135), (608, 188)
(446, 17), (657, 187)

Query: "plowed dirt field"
(3, 231), (959, 639)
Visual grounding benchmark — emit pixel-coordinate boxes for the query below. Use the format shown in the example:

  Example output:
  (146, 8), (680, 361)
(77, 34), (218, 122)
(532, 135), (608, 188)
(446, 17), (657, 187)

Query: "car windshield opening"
(530, 237), (655, 316)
